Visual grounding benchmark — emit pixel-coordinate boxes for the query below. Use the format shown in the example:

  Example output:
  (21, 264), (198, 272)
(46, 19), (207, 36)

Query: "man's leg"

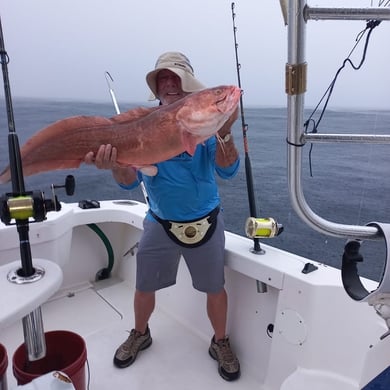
(134, 289), (155, 333)
(207, 288), (240, 381)
(113, 289), (154, 368)
(207, 288), (227, 340)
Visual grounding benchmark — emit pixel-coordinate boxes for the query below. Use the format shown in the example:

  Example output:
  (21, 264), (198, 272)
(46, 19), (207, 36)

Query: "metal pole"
(286, 0), (381, 239)
(304, 7), (390, 21)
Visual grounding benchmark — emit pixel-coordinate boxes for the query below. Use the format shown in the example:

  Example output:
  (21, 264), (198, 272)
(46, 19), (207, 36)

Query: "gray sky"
(1, 0), (389, 108)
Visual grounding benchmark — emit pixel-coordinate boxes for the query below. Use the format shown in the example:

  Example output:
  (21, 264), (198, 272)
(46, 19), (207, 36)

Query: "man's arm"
(215, 108), (240, 168)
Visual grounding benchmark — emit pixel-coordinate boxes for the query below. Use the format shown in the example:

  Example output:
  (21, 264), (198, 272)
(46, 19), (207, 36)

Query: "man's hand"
(84, 144), (138, 186)
(84, 144), (118, 170)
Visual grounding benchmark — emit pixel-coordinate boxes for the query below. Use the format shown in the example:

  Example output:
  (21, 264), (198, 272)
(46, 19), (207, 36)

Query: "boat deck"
(1, 279), (259, 389)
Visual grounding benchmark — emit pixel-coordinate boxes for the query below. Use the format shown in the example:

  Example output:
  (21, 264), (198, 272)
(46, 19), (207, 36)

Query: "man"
(85, 52), (241, 381)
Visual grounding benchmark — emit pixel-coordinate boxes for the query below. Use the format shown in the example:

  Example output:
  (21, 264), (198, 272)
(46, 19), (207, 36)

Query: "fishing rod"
(0, 15), (52, 362)
(230, 3), (283, 254)
(104, 71), (149, 205)
(0, 16), (38, 275)
(105, 71), (120, 115)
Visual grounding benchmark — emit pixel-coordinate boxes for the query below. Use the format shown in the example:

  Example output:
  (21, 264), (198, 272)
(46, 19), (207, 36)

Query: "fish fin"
(116, 163), (158, 176)
(110, 107), (158, 123)
(135, 165), (158, 176)
(181, 131), (198, 156)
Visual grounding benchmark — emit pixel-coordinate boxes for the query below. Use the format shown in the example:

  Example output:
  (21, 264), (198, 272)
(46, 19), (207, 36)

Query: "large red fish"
(0, 85), (241, 183)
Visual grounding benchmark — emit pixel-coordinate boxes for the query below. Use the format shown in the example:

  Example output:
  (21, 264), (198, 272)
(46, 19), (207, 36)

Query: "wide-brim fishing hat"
(146, 52), (205, 100)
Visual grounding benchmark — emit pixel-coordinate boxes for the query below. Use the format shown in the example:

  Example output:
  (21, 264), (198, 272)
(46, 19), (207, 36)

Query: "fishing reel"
(245, 217), (284, 239)
(0, 175), (75, 225)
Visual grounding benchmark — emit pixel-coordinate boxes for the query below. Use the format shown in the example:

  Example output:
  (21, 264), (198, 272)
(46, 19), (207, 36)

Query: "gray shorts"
(136, 212), (226, 293)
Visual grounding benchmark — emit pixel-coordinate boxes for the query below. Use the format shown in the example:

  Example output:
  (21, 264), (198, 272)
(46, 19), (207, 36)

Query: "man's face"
(156, 69), (189, 105)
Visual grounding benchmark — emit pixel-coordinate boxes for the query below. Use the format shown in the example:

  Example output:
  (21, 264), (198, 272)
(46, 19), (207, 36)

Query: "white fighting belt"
(341, 222), (390, 338)
(169, 217), (211, 245)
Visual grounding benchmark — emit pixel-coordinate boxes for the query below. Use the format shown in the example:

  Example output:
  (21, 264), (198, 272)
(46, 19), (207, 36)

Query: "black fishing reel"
(0, 175), (75, 225)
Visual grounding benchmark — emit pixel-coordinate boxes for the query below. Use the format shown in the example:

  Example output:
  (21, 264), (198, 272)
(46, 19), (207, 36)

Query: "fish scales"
(0, 86), (241, 183)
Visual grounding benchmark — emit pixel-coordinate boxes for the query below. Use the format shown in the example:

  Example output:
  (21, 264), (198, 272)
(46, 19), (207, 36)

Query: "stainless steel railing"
(285, 0), (389, 239)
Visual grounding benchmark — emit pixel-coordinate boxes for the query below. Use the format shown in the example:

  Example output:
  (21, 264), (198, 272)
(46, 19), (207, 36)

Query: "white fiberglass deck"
(1, 200), (389, 390)
(1, 279), (259, 390)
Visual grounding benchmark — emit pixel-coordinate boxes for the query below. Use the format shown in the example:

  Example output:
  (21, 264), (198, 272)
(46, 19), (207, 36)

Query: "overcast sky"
(1, 0), (389, 109)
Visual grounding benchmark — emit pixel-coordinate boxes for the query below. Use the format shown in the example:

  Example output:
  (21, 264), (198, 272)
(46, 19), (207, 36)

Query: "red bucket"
(12, 330), (87, 390)
(0, 343), (8, 390)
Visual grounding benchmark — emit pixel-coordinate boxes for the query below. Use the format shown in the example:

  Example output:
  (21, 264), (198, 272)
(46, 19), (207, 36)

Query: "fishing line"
(304, 19), (382, 176)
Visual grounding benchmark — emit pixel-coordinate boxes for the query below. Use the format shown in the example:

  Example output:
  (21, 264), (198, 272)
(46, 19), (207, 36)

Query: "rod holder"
(22, 307), (46, 361)
(7, 265), (47, 361)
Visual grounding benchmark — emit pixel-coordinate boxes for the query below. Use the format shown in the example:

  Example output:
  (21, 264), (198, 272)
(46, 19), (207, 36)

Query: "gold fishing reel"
(0, 190), (60, 225)
(0, 175), (74, 225)
(245, 217), (283, 239)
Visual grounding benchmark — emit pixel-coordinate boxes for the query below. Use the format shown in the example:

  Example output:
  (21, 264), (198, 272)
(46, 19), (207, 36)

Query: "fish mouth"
(215, 87), (241, 113)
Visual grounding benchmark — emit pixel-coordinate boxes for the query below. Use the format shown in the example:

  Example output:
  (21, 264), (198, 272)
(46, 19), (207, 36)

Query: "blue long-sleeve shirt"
(120, 136), (239, 221)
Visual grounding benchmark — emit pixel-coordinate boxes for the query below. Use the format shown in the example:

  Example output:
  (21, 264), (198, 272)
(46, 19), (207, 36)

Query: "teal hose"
(87, 223), (114, 280)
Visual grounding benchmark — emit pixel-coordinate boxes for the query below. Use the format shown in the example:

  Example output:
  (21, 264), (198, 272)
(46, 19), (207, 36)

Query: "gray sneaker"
(209, 336), (240, 381)
(113, 326), (152, 368)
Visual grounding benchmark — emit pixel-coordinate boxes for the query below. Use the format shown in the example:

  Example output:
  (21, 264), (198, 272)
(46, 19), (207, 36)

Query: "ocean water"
(1, 97), (389, 282)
